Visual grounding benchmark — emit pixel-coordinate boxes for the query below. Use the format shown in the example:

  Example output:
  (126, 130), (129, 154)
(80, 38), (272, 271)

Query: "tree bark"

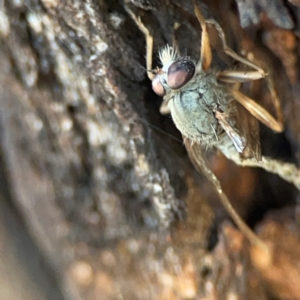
(1, 0), (300, 299)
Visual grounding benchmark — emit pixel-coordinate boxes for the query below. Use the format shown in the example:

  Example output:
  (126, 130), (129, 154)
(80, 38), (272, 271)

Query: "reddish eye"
(167, 60), (195, 89)
(152, 75), (166, 96)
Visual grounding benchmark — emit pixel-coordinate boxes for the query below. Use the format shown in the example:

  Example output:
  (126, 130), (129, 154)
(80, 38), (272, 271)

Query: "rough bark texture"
(1, 0), (300, 299)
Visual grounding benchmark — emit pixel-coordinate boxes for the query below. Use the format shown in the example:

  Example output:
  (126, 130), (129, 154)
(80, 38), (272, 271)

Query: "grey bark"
(1, 0), (300, 299)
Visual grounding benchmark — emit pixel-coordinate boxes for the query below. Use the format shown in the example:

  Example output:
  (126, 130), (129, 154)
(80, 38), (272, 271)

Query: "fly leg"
(231, 88), (284, 132)
(124, 5), (154, 81)
(193, 0), (212, 71)
(206, 17), (266, 77)
(124, 5), (172, 115)
(185, 138), (269, 251)
(193, 1), (283, 132)
(216, 68), (284, 132)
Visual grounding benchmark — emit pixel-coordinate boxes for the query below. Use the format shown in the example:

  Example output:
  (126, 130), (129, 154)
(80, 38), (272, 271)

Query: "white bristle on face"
(158, 45), (178, 67)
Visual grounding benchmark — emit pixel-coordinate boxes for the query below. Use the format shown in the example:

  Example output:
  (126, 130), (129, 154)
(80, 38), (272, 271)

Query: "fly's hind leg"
(208, 18), (266, 77)
(193, 0), (265, 76)
(192, 1), (283, 132)
(216, 60), (284, 132)
(200, 7), (285, 133)
(230, 85), (284, 133)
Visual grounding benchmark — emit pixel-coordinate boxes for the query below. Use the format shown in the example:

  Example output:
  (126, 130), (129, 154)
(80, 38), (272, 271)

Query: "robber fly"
(130, 1), (284, 157)
(125, 0), (300, 248)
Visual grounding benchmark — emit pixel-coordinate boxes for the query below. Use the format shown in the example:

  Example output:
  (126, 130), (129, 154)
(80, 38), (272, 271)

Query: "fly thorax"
(168, 72), (229, 145)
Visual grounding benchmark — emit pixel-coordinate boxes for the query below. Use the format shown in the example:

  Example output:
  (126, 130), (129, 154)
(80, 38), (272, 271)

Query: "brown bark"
(1, 0), (300, 299)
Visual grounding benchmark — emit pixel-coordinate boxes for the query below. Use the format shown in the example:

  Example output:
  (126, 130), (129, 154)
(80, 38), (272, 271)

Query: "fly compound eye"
(152, 75), (166, 96)
(167, 60), (195, 89)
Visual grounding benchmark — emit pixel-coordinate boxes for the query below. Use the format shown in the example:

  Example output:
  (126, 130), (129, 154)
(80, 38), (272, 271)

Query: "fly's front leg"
(193, 0), (212, 71)
(125, 4), (171, 115)
(124, 5), (154, 81)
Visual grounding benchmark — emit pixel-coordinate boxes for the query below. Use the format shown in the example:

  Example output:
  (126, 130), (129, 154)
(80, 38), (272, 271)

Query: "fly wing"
(184, 137), (266, 247)
(214, 110), (246, 153)
(232, 102), (261, 161)
(184, 138), (223, 192)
